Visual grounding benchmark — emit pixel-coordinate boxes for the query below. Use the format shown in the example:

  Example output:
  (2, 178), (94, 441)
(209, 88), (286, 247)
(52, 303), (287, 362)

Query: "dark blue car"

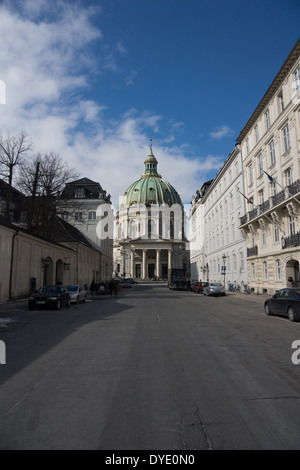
(264, 288), (300, 322)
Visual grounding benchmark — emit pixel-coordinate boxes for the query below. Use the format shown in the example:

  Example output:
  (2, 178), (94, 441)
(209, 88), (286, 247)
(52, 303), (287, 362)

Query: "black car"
(28, 285), (70, 310)
(264, 288), (300, 322)
(124, 278), (139, 284)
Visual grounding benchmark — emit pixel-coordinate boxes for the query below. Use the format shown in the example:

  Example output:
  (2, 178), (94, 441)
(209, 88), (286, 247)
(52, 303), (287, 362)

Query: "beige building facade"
(238, 38), (300, 294)
(0, 216), (104, 301)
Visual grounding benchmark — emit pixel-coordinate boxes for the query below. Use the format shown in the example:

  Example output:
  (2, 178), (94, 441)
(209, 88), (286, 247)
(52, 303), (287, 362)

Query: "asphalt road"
(1, 284), (300, 450)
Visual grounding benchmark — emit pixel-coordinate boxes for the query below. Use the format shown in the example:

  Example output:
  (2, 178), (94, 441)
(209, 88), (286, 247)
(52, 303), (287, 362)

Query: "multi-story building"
(60, 178), (114, 281)
(238, 38), (300, 294)
(190, 145), (248, 287)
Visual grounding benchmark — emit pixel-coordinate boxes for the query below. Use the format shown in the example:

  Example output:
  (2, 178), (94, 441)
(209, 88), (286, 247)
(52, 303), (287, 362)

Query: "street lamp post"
(222, 254), (226, 289)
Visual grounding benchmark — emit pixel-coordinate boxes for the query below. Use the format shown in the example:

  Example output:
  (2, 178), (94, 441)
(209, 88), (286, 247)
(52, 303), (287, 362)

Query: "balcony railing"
(288, 179), (300, 196)
(247, 245), (258, 257)
(240, 178), (300, 226)
(272, 189), (286, 207)
(282, 231), (300, 249)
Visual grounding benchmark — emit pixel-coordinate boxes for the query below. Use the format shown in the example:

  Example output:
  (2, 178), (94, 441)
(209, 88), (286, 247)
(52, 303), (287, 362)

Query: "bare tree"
(0, 131), (33, 220)
(17, 152), (79, 239)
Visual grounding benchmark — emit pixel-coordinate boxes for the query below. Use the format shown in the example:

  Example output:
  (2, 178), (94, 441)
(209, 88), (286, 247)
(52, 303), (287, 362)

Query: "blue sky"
(0, 0), (299, 207)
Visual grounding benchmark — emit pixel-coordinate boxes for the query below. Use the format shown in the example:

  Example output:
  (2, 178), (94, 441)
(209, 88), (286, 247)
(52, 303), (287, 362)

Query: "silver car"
(203, 282), (225, 296)
(66, 285), (87, 303)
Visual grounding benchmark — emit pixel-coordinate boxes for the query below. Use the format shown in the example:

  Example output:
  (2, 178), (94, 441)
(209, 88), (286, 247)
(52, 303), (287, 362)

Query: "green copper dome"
(120, 147), (183, 208)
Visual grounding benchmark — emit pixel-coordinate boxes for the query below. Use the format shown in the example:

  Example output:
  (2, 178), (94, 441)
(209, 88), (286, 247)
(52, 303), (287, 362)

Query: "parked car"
(66, 285), (87, 303)
(203, 282), (225, 296)
(28, 285), (70, 310)
(264, 288), (300, 322)
(124, 278), (139, 284)
(193, 281), (209, 294)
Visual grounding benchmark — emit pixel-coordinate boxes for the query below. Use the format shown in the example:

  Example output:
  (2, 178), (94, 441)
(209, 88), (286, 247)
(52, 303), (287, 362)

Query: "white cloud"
(0, 1), (225, 209)
(209, 125), (235, 140)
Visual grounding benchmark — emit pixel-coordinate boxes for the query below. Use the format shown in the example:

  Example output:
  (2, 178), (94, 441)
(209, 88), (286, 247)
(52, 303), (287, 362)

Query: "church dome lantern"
(121, 143), (182, 209)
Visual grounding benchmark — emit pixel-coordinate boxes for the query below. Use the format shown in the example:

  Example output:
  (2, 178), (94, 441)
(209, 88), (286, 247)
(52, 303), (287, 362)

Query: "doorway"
(286, 259), (300, 287)
(148, 263), (155, 279)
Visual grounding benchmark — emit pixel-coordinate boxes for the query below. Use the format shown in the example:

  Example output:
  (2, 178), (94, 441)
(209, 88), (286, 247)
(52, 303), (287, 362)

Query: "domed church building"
(114, 143), (189, 280)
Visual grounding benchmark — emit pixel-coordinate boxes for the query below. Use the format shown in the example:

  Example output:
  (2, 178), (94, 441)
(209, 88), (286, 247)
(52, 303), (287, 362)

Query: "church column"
(156, 249), (161, 278)
(130, 247), (135, 278)
(168, 248), (172, 270)
(142, 249), (147, 280)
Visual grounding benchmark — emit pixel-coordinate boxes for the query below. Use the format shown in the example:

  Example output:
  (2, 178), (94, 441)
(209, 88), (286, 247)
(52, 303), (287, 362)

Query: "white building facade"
(190, 145), (248, 288)
(238, 38), (300, 294)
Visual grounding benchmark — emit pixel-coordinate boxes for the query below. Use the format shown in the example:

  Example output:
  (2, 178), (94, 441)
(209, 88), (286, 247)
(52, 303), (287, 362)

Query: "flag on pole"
(240, 192), (253, 204)
(263, 170), (274, 183)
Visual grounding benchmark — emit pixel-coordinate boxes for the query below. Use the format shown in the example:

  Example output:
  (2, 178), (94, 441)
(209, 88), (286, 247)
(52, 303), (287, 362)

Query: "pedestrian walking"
(90, 280), (97, 299)
(109, 280), (114, 298)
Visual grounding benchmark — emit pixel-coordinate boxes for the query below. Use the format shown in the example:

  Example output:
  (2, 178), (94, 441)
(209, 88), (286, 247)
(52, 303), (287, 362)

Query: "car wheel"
(83, 295), (86, 302)
(288, 307), (297, 322)
(265, 304), (272, 316)
(56, 299), (61, 310)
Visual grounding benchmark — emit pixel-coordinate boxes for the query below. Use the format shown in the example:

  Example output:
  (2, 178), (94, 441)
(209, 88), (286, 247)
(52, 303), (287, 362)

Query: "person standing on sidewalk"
(90, 280), (97, 299)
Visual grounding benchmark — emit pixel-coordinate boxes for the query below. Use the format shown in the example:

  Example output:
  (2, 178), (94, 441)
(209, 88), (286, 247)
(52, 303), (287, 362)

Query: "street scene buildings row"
(0, 38), (299, 300)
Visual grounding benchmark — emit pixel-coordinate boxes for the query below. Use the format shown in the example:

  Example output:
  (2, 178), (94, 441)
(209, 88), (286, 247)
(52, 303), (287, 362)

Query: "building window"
(278, 91), (284, 113)
(246, 138), (250, 155)
(75, 212), (83, 221)
(274, 224), (279, 243)
(240, 251), (244, 271)
(289, 215), (295, 236)
(251, 262), (255, 280)
(282, 123), (290, 152)
(259, 189), (264, 204)
(75, 187), (86, 198)
(230, 193), (234, 211)
(265, 109), (270, 130)
(88, 211), (96, 220)
(269, 139), (276, 166)
(295, 65), (300, 91)
(254, 125), (259, 144)
(263, 261), (268, 280)
(249, 163), (253, 185)
(258, 153), (263, 176)
(232, 223), (235, 241)
(276, 259), (282, 280)
(285, 167), (293, 186)
(261, 229), (266, 247)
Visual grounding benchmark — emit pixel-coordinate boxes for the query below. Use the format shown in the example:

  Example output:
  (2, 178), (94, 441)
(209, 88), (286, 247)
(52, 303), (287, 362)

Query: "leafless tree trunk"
(0, 132), (33, 220)
(17, 152), (79, 239)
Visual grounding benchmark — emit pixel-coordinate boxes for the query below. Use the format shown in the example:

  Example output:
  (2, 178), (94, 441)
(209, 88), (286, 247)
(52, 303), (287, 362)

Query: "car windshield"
(39, 286), (60, 293)
(211, 283), (222, 287)
(66, 285), (78, 291)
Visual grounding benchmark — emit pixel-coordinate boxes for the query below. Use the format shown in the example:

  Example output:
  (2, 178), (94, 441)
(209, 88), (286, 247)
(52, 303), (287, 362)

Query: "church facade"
(113, 146), (189, 280)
